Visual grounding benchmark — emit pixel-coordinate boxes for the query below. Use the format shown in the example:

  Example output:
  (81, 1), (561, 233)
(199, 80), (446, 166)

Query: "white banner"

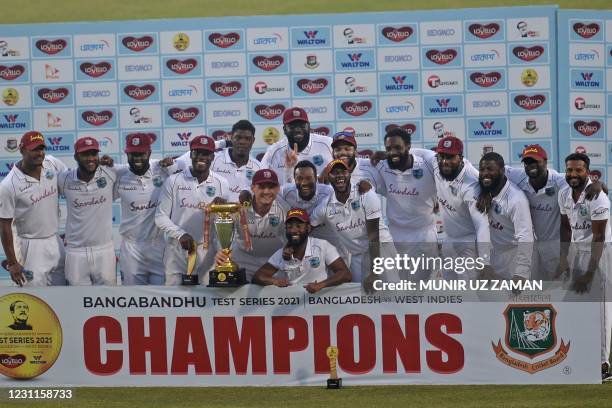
(0, 285), (601, 386)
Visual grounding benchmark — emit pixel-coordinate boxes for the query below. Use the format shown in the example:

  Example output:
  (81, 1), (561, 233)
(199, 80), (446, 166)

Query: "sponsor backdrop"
(557, 10), (612, 186)
(0, 6), (558, 271)
(0, 285), (600, 385)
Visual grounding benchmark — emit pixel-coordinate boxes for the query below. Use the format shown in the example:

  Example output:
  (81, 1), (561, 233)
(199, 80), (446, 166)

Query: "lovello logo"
(82, 110), (113, 126)
(469, 71), (502, 88)
(512, 46), (544, 62)
(252, 55), (284, 71)
(254, 104), (285, 120)
(296, 78), (328, 94)
(381, 26), (413, 42)
(210, 81), (241, 97)
(79, 62), (111, 78)
(124, 84), (155, 101)
(340, 101), (372, 117)
(168, 107), (199, 123)
(573, 22), (600, 39)
(298, 31), (326, 46)
(208, 32), (240, 48)
(492, 304), (570, 374)
(385, 123), (417, 135)
(35, 39), (67, 55)
(37, 87), (69, 104)
(166, 58), (197, 75)
(514, 94), (546, 110)
(0, 354), (26, 369)
(425, 49), (457, 65)
(574, 120), (601, 136)
(468, 23), (500, 39)
(0, 65), (25, 81)
(312, 126), (330, 136)
(122, 35), (154, 52)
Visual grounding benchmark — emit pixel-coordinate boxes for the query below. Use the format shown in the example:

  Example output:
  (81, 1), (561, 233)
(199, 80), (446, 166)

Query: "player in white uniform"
(311, 159), (396, 283)
(214, 169), (289, 281)
(155, 135), (230, 285)
(58, 137), (118, 285)
(0, 131), (66, 286)
(261, 107), (332, 185)
(476, 152), (534, 280)
(114, 133), (174, 285)
(557, 152), (612, 380)
(279, 160), (334, 215)
(253, 208), (351, 293)
(176, 120), (261, 201)
(374, 127), (438, 279)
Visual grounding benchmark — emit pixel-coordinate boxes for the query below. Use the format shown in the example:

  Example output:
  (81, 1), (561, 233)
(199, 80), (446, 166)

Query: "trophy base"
(208, 268), (247, 287)
(327, 378), (342, 389)
(181, 274), (199, 286)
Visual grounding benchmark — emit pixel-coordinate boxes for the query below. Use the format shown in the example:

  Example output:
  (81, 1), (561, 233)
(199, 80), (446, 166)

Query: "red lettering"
(381, 314), (420, 373)
(170, 317), (212, 374)
(271, 316), (308, 374)
(337, 314), (376, 374)
(83, 316), (123, 375)
(128, 317), (168, 374)
(313, 315), (331, 374)
(214, 316), (267, 375)
(425, 313), (464, 374)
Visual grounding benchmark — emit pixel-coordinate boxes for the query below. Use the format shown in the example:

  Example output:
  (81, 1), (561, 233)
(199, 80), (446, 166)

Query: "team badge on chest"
(579, 205), (588, 217)
(309, 257), (321, 268)
(545, 186), (555, 196)
(494, 202), (502, 214)
(206, 186), (216, 197)
(312, 155), (324, 166)
(269, 215), (280, 226)
(412, 168), (423, 179)
(246, 169), (254, 180)
(450, 185), (457, 196)
(153, 175), (163, 187)
(45, 170), (54, 180)
(96, 177), (107, 188)
(351, 200), (360, 210)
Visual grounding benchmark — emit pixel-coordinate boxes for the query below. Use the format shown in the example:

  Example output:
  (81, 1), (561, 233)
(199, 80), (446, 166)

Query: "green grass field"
(2, 0), (612, 406)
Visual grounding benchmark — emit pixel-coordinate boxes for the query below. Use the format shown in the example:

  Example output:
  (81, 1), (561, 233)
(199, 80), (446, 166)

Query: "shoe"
(602, 362), (612, 382)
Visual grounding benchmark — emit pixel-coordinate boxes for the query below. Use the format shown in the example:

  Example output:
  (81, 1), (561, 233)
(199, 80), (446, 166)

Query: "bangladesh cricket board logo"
(492, 304), (570, 374)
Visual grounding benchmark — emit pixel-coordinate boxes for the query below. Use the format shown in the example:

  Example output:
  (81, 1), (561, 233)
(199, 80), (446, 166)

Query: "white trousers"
(14, 234), (65, 286)
(119, 238), (165, 285)
(65, 242), (116, 285)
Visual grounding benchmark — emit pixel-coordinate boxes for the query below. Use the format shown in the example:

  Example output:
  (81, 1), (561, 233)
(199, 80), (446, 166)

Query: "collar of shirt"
(492, 179), (511, 202)
(519, 170), (556, 195)
(222, 148), (257, 169)
(13, 158), (54, 182)
(383, 155), (424, 176)
(328, 184), (358, 207)
(571, 179), (592, 207)
(182, 167), (215, 185)
(72, 166), (106, 185)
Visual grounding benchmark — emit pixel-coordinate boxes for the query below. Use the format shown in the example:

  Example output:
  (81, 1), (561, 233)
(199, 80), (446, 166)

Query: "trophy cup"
(326, 345), (342, 389)
(206, 203), (248, 287)
(181, 243), (199, 285)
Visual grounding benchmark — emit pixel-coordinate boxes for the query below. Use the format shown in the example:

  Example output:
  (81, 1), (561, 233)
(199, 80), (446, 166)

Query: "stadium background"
(0, 1), (611, 405)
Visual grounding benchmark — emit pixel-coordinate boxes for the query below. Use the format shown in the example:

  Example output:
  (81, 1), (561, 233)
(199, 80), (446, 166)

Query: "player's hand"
(100, 155), (114, 167)
(572, 272), (594, 294)
(357, 180), (372, 194)
(159, 156), (176, 168)
(238, 190), (252, 205)
(5, 261), (26, 287)
(369, 150), (387, 167)
(304, 281), (324, 294)
(211, 197), (227, 205)
(553, 257), (570, 281)
(282, 246), (294, 261)
(362, 273), (378, 294)
(214, 250), (230, 266)
(285, 143), (299, 169)
(179, 234), (196, 253)
(273, 278), (290, 287)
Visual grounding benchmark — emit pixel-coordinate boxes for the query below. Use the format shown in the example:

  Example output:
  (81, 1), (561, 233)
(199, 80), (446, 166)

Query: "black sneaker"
(602, 362), (612, 382)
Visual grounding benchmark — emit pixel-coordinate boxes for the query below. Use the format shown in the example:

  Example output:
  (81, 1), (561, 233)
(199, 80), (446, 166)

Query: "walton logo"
(492, 304), (570, 374)
(481, 121), (494, 130)
(297, 30), (326, 46)
(1, 114), (26, 130)
(348, 53), (361, 62)
(574, 72), (600, 88)
(170, 132), (191, 147)
(474, 121), (502, 136)
(581, 72), (592, 81)
(47, 137), (69, 151)
(341, 54), (370, 69)
(437, 98), (450, 108)
(392, 76), (405, 85)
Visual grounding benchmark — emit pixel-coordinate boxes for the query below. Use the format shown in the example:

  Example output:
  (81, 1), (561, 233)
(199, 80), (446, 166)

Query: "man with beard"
(155, 135), (230, 285)
(280, 160), (333, 215)
(319, 131), (380, 190)
(58, 137), (118, 285)
(476, 152), (533, 280)
(418, 137), (491, 279)
(0, 131), (66, 287)
(557, 152), (611, 380)
(311, 159), (395, 283)
(114, 133), (175, 285)
(214, 169), (289, 282)
(8, 300), (32, 330)
(261, 107), (332, 185)
(253, 208), (351, 293)
(505, 144), (604, 279)
(176, 120), (261, 201)
(374, 127), (438, 279)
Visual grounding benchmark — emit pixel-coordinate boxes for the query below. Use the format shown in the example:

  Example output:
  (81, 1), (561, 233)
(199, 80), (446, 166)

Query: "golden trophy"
(204, 203), (248, 287)
(181, 242), (199, 285)
(326, 345), (342, 389)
